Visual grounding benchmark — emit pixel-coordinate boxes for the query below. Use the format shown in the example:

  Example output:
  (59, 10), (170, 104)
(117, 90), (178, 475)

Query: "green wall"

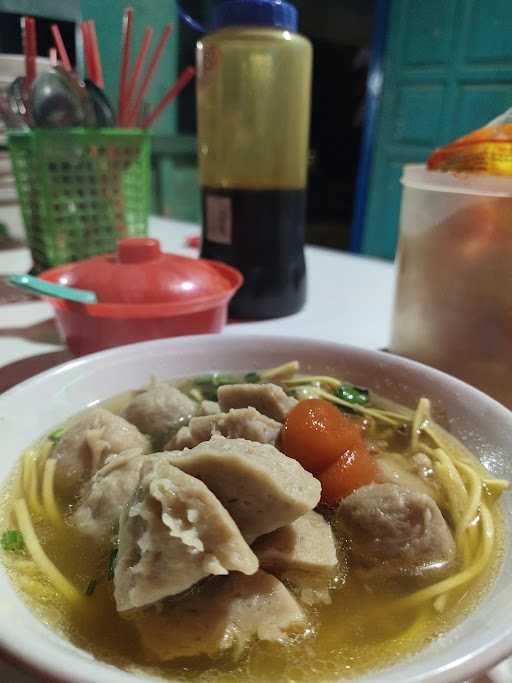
(81, 0), (178, 136)
(81, 1), (201, 223)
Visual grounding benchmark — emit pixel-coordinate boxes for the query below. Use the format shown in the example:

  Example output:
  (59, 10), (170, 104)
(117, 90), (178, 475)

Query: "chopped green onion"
(1, 530), (25, 553)
(212, 374), (239, 387)
(193, 375), (215, 386)
(85, 579), (97, 596)
(244, 372), (261, 384)
(335, 383), (369, 406)
(107, 547), (118, 580)
(48, 427), (65, 444)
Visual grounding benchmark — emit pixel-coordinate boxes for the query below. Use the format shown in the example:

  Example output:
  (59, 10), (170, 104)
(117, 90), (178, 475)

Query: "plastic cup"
(390, 164), (512, 407)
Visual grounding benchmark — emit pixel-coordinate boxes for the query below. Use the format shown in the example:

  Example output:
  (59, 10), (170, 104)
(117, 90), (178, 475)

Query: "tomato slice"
(318, 445), (377, 505)
(280, 398), (364, 474)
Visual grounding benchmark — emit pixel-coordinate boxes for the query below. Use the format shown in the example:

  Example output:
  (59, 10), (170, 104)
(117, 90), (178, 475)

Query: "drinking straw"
(51, 24), (72, 72)
(87, 21), (104, 88)
(22, 17), (37, 88)
(121, 26), (154, 125)
(141, 66), (196, 129)
(49, 47), (58, 67)
(118, 6), (134, 125)
(126, 23), (173, 127)
(81, 22), (93, 81)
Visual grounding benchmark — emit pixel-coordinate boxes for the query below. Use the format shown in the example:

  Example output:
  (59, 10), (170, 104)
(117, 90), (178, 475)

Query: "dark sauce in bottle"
(201, 187), (306, 319)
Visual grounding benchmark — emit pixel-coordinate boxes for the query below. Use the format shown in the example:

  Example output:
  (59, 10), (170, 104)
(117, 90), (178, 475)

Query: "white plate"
(0, 335), (511, 683)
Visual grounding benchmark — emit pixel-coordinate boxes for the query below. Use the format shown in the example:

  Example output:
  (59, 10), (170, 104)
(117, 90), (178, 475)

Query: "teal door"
(362, 0), (512, 259)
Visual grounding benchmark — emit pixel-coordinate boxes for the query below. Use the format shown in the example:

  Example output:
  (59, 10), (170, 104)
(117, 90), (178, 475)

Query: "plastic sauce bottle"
(196, 0), (312, 319)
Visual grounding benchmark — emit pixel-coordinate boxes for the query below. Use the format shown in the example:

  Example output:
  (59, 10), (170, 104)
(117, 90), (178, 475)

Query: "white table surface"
(0, 217), (507, 683)
(0, 216), (396, 395)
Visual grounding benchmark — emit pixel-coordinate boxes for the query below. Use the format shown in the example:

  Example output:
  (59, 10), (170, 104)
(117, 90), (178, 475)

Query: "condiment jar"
(196, 0), (313, 319)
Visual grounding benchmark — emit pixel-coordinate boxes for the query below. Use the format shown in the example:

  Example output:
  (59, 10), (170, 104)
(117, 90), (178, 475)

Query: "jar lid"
(212, 0), (298, 32)
(43, 238), (243, 317)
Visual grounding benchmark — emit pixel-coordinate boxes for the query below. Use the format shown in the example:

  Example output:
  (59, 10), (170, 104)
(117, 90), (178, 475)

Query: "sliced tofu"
(135, 570), (306, 661)
(254, 511), (338, 575)
(114, 456), (258, 612)
(54, 408), (150, 492)
(72, 448), (146, 543)
(165, 407), (282, 450)
(217, 383), (297, 422)
(254, 511), (339, 606)
(167, 436), (321, 543)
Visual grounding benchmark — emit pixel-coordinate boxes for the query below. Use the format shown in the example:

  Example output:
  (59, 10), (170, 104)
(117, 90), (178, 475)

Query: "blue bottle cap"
(212, 0), (298, 32)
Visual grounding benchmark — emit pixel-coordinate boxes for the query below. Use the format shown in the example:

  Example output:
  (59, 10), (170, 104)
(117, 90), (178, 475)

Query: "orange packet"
(427, 109), (512, 175)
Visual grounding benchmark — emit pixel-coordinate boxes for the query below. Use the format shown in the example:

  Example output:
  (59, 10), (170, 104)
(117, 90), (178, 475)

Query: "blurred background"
(1, 0), (511, 260)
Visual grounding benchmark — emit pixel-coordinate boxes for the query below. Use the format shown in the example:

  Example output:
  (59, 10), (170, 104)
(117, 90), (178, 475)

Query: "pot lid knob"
(118, 238), (161, 264)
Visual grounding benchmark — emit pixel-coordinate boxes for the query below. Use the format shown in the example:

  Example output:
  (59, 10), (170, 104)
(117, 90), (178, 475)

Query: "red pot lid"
(51, 238), (242, 307)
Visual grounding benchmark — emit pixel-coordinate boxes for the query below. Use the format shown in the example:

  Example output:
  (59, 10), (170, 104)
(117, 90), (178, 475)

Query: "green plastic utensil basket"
(8, 128), (150, 271)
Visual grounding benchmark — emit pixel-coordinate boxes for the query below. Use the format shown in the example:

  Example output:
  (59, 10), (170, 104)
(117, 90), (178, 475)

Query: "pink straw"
(51, 24), (72, 72)
(118, 7), (134, 125)
(142, 66), (196, 130)
(49, 47), (58, 67)
(81, 22), (94, 81)
(22, 17), (37, 88)
(87, 21), (104, 88)
(127, 23), (173, 127)
(121, 26), (154, 125)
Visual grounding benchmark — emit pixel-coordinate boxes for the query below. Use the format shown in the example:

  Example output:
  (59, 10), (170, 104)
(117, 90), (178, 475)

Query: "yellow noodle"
(309, 387), (402, 425)
(261, 360), (300, 380)
(17, 575), (56, 600)
(37, 440), (53, 476)
(12, 559), (40, 576)
(395, 504), (494, 610)
(411, 398), (431, 453)
(22, 450), (34, 495)
(432, 450), (468, 522)
(283, 375), (342, 389)
(457, 532), (472, 565)
(13, 499), (83, 605)
(483, 478), (509, 494)
(433, 593), (448, 613)
(189, 387), (203, 402)
(42, 459), (63, 528)
(23, 451), (44, 517)
(465, 519), (480, 555)
(454, 462), (482, 538)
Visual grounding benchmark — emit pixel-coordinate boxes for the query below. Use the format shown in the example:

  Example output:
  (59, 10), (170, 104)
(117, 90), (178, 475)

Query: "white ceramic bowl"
(0, 335), (511, 683)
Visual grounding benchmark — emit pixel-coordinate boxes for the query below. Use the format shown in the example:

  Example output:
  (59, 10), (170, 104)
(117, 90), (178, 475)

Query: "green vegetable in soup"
(85, 579), (97, 597)
(335, 383), (369, 406)
(1, 530), (25, 553)
(48, 427), (65, 444)
(108, 547), (119, 581)
(244, 372), (261, 384)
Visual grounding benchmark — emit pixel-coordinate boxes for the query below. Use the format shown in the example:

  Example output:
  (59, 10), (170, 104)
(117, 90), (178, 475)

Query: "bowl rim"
(1, 333), (512, 683)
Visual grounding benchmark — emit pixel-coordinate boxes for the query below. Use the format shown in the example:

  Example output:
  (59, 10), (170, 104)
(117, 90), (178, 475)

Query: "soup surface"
(0, 362), (507, 682)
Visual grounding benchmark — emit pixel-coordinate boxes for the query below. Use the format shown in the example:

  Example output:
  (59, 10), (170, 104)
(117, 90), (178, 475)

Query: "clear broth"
(0, 382), (504, 682)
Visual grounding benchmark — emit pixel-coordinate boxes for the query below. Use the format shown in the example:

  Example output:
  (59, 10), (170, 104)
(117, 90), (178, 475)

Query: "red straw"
(87, 20), (104, 88)
(49, 47), (58, 67)
(22, 17), (37, 88)
(121, 26), (154, 125)
(127, 23), (173, 127)
(51, 24), (72, 72)
(142, 66), (196, 130)
(81, 22), (94, 81)
(118, 7), (134, 125)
